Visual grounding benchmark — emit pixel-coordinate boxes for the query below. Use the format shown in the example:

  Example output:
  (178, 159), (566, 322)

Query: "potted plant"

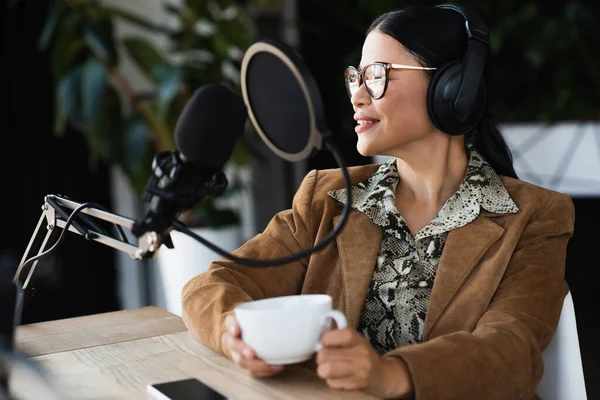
(40, 0), (257, 313)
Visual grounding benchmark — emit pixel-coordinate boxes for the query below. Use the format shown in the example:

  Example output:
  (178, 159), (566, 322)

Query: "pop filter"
(170, 40), (353, 267)
(241, 40), (329, 162)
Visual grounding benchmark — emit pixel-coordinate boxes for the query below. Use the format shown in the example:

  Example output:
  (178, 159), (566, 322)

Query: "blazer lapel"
(333, 210), (382, 328)
(423, 214), (505, 340)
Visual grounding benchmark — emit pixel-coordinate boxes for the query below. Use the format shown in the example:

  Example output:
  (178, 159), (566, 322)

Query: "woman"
(182, 5), (574, 400)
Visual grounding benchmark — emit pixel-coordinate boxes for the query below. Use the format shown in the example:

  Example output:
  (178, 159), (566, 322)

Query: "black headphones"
(427, 4), (490, 136)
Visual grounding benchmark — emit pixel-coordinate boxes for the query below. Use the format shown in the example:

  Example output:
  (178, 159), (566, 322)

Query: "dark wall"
(566, 197), (600, 398)
(0, 1), (118, 323)
(298, 0), (371, 172)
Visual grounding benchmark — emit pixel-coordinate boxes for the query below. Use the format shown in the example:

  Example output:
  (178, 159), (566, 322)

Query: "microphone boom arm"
(13, 194), (161, 291)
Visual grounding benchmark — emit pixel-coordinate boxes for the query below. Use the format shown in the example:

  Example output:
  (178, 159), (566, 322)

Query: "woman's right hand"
(221, 314), (285, 378)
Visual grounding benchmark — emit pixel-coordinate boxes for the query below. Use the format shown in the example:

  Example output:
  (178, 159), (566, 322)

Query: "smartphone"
(147, 378), (228, 400)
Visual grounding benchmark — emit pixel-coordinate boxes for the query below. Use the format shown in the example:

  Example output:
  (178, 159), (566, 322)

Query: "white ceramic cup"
(234, 294), (347, 365)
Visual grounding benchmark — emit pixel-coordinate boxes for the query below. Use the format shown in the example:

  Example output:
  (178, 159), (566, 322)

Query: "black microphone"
(174, 85), (248, 169)
(170, 40), (353, 267)
(132, 84), (248, 241)
(136, 41), (351, 268)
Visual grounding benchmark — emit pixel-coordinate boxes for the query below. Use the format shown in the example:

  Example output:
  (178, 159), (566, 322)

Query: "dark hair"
(368, 6), (518, 179)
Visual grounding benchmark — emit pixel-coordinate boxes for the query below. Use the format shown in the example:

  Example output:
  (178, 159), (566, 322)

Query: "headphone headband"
(435, 4), (490, 121)
(436, 4), (489, 41)
(426, 4), (490, 135)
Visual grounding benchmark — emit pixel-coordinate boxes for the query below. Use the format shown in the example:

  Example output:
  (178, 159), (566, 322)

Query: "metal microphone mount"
(4, 151), (229, 399)
(13, 195), (158, 292)
(132, 151), (228, 239)
(13, 151), (229, 292)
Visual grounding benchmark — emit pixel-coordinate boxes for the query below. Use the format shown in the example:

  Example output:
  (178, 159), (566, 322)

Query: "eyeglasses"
(344, 62), (437, 100)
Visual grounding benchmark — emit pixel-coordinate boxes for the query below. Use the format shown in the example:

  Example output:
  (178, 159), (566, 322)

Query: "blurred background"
(1, 0), (598, 396)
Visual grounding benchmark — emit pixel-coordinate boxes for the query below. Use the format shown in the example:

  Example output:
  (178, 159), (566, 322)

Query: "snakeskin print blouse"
(328, 147), (520, 355)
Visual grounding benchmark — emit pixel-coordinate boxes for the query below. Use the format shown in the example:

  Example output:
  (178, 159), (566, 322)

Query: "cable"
(17, 203), (101, 290)
(171, 140), (353, 267)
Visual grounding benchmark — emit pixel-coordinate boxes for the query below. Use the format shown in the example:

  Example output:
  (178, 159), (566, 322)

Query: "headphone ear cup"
(427, 61), (486, 136)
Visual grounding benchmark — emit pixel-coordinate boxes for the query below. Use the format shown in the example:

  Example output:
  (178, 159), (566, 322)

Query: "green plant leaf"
(39, 4), (65, 50)
(217, 12), (255, 50)
(142, 101), (176, 152)
(122, 37), (169, 84)
(41, 0), (258, 200)
(159, 89), (189, 134)
(86, 85), (124, 165)
(164, 3), (182, 16)
(81, 58), (107, 125)
(122, 117), (150, 173)
(230, 137), (251, 166)
(101, 6), (173, 34)
(229, 4), (257, 42)
(179, 3), (198, 28)
(211, 32), (230, 58)
(49, 14), (80, 78)
(157, 66), (182, 119)
(525, 49), (544, 69)
(117, 116), (153, 195)
(54, 99), (68, 136)
(185, 0), (207, 16)
(57, 65), (85, 132)
(84, 19), (118, 63)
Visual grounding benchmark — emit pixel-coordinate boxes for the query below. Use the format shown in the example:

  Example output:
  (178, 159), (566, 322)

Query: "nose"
(350, 82), (372, 110)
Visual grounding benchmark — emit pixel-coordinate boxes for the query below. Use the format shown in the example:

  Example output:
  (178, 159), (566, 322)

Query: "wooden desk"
(16, 307), (187, 357)
(13, 307), (377, 400)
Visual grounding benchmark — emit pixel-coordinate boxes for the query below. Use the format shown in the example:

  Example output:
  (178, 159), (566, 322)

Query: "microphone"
(174, 84), (248, 169)
(131, 84), (248, 241)
(13, 42), (352, 313)
(170, 40), (353, 267)
(133, 40), (351, 267)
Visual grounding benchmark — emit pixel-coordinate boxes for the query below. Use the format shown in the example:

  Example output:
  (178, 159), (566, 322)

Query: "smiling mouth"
(355, 119), (380, 133)
(356, 120), (380, 126)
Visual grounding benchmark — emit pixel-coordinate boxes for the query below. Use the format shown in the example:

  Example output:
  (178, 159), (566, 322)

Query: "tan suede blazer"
(182, 164), (575, 400)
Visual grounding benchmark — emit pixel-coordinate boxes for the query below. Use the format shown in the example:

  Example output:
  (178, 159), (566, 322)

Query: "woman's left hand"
(316, 328), (413, 399)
